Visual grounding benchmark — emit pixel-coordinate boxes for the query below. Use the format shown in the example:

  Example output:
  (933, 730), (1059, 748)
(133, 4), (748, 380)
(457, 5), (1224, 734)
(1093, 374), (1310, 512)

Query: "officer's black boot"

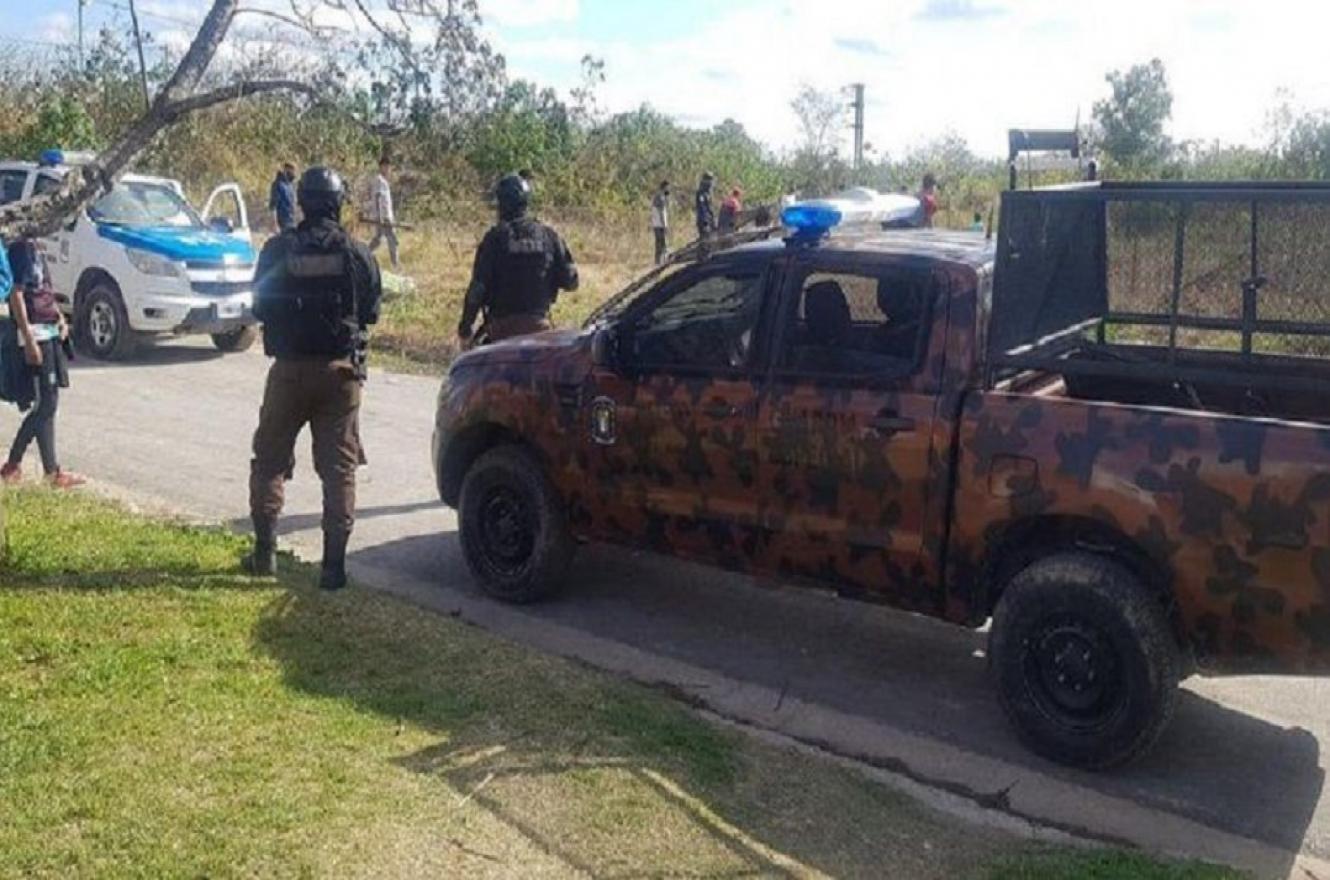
(319, 531), (349, 592)
(244, 516), (278, 577)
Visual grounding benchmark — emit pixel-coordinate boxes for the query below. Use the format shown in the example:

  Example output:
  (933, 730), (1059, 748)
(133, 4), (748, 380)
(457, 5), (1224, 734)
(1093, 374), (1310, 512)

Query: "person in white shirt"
(368, 156), (400, 269)
(649, 180), (670, 264)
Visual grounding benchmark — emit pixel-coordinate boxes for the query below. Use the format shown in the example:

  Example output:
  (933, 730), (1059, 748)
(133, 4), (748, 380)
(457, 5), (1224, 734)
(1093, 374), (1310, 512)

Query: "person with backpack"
(0, 237), (83, 488)
(457, 173), (578, 347)
(245, 167), (383, 591)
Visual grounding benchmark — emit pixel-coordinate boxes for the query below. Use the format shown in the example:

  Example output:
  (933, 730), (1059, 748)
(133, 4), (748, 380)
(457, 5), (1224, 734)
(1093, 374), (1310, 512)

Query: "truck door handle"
(867, 412), (916, 436)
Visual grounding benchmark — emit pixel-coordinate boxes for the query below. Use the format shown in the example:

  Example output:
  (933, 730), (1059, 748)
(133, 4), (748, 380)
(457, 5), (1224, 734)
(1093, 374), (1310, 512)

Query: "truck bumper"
(126, 283), (255, 335)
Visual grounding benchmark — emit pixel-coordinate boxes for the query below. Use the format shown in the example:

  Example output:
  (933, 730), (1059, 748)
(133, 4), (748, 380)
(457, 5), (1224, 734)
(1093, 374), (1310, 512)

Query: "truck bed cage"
(987, 181), (1330, 399)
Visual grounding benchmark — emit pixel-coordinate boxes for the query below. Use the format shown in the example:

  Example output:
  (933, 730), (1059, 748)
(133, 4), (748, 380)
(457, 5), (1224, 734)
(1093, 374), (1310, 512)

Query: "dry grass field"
(348, 211), (655, 371)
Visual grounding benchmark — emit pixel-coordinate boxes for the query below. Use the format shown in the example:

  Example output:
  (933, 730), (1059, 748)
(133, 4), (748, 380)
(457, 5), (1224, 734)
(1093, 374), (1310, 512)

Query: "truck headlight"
(126, 248), (182, 278)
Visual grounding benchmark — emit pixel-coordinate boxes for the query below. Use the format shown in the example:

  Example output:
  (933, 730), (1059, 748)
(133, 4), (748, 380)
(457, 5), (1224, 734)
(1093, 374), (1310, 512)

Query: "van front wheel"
(76, 281), (139, 361)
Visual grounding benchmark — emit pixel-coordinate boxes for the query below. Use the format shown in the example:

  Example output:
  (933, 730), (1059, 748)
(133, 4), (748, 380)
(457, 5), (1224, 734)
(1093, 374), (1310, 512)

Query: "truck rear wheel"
(211, 326), (258, 352)
(458, 445), (572, 603)
(76, 281), (138, 361)
(990, 552), (1179, 769)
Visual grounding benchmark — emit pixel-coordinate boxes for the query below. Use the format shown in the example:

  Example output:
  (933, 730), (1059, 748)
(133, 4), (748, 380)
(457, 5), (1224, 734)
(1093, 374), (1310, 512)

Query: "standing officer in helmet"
(245, 166), (382, 591)
(695, 171), (716, 238)
(457, 173), (578, 347)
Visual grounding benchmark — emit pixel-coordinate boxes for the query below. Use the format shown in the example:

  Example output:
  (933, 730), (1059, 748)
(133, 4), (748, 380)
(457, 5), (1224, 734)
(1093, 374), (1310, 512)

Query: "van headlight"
(126, 248), (182, 278)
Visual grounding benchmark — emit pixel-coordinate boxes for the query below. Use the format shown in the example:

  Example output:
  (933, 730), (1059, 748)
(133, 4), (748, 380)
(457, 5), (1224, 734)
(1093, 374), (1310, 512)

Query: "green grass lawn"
(0, 489), (1243, 878)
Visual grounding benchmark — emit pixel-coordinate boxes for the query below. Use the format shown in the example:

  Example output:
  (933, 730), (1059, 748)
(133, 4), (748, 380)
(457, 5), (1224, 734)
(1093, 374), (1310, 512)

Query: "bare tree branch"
(153, 0), (239, 106)
(235, 5), (321, 32)
(350, 0), (422, 75)
(162, 78), (316, 119)
(0, 77), (319, 239)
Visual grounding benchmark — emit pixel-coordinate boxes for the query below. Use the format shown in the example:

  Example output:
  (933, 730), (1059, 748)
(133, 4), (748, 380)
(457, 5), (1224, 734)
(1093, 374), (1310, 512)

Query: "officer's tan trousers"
(249, 357), (362, 539)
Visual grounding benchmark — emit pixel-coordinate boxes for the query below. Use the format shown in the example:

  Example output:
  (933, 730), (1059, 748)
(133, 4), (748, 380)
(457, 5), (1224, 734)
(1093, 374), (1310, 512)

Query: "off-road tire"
(76, 280), (139, 361)
(211, 325), (259, 352)
(990, 552), (1180, 769)
(458, 445), (573, 603)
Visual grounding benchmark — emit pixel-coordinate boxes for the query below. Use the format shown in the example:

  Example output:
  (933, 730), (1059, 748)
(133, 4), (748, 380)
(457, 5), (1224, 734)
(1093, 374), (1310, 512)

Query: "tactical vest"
(489, 219), (558, 319)
(259, 230), (357, 359)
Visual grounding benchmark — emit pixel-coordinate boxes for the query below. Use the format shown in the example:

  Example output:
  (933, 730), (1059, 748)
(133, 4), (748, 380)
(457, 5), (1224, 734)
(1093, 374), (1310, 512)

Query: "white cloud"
(482, 0), (579, 29)
(496, 0), (1330, 158)
(38, 11), (74, 43)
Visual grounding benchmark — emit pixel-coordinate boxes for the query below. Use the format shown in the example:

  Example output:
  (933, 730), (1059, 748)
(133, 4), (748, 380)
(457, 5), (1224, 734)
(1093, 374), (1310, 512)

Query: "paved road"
(6, 338), (1329, 876)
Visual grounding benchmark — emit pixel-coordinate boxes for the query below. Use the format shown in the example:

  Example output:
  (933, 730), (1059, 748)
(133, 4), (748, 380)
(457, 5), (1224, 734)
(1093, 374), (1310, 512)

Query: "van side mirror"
(209, 216), (235, 234)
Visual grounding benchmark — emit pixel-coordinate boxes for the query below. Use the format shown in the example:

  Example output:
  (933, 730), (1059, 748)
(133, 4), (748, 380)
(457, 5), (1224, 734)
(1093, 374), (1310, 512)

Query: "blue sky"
(7, 0), (1330, 158)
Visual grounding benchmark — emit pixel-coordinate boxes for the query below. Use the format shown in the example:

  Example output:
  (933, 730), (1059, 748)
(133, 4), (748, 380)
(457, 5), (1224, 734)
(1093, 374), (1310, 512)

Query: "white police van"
(0, 150), (259, 360)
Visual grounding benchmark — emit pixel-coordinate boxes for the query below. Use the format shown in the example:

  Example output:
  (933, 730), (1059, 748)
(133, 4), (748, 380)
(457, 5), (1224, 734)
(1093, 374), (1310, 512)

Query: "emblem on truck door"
(590, 396), (617, 445)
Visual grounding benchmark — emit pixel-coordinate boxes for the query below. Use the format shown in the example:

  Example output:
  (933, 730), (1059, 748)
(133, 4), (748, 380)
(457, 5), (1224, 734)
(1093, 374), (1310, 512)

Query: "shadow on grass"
(250, 582), (1006, 878)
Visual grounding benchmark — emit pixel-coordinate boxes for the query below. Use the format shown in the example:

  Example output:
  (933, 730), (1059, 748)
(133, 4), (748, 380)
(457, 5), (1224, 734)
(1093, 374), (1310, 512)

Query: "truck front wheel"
(76, 281), (139, 361)
(990, 552), (1180, 769)
(458, 445), (573, 603)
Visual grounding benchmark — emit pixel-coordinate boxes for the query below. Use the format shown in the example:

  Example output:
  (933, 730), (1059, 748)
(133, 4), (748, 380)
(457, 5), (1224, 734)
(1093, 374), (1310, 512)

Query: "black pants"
(8, 339), (61, 474)
(653, 227), (668, 264)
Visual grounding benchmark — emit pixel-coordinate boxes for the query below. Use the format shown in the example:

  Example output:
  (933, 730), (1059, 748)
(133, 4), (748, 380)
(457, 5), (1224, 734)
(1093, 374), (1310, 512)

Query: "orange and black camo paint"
(435, 257), (1330, 677)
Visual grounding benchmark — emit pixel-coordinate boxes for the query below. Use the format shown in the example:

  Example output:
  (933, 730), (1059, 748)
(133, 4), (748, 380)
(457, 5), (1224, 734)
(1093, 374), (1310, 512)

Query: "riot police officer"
(457, 173), (578, 346)
(695, 171), (716, 237)
(245, 166), (382, 591)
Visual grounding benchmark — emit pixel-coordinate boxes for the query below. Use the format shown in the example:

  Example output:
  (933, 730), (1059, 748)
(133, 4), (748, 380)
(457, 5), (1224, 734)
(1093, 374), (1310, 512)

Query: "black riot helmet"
(297, 166), (346, 220)
(495, 173), (532, 221)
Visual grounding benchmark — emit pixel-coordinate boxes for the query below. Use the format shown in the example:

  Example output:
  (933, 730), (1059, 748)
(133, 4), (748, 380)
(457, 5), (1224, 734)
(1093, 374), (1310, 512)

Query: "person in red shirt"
(717, 187), (743, 233)
(917, 173), (939, 228)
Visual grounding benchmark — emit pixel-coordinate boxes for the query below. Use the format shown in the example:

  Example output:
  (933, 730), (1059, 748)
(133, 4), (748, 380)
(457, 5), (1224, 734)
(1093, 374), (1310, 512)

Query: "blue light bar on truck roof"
(39, 149), (64, 167)
(781, 204), (842, 237)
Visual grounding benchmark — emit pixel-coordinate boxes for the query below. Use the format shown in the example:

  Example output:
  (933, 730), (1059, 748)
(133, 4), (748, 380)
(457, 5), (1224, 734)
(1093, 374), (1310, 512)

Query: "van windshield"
(90, 181), (201, 228)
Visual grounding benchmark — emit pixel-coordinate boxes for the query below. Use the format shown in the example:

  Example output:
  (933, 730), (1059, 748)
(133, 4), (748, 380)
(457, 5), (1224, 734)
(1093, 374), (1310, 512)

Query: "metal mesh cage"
(989, 182), (1330, 395)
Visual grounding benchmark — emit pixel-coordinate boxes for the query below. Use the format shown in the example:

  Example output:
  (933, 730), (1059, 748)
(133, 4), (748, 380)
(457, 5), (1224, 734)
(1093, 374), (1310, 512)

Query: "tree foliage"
(1092, 58), (1174, 168)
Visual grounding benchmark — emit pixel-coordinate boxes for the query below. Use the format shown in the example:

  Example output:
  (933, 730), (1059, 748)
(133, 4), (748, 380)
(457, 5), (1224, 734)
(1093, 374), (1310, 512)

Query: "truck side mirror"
(591, 325), (620, 370)
(209, 216), (235, 234)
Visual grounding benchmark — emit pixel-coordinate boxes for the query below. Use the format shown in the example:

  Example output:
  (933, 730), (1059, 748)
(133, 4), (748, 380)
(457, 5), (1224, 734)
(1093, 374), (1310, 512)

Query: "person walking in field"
(268, 162), (297, 233)
(650, 180), (670, 264)
(368, 156), (400, 270)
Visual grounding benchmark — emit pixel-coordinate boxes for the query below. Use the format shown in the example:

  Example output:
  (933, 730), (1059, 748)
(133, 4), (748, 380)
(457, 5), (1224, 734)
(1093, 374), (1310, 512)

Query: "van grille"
(185, 260), (254, 271)
(190, 280), (251, 297)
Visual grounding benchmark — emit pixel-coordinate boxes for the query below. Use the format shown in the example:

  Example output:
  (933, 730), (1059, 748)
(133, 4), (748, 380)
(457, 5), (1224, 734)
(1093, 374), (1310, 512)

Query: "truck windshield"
(90, 182), (202, 228)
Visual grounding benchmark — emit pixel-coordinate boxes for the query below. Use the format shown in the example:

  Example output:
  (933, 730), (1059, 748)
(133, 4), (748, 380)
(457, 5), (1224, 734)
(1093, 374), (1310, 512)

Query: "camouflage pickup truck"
(433, 182), (1330, 768)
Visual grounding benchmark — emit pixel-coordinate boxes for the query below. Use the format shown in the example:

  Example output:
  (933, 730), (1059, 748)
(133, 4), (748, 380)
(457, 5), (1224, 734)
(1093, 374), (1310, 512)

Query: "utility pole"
(127, 0), (150, 111)
(77, 0), (87, 70)
(849, 83), (866, 172)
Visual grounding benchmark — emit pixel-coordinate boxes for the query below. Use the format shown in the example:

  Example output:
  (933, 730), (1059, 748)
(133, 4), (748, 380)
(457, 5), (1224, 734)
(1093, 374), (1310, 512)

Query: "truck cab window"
(779, 269), (930, 377)
(627, 268), (765, 371)
(0, 170), (27, 205)
(32, 173), (64, 198)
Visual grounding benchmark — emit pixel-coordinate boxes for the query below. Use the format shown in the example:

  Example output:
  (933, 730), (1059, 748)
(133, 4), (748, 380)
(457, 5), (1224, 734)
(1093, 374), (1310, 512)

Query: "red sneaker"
(0, 462), (20, 485)
(48, 470), (86, 490)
